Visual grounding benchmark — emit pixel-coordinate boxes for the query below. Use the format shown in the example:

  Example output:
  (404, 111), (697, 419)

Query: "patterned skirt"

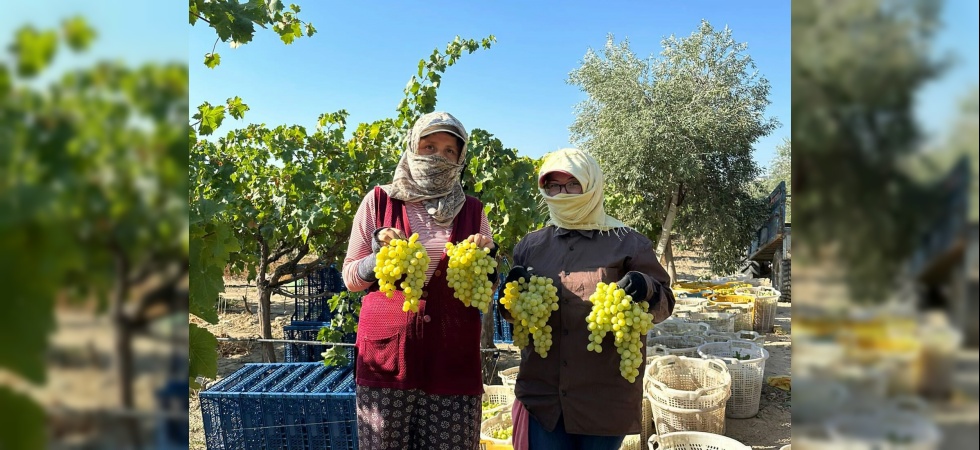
(355, 385), (482, 450)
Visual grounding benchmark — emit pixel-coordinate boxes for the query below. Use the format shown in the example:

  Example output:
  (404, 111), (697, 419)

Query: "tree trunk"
(257, 283), (277, 362)
(480, 308), (497, 384)
(655, 185), (680, 259)
(111, 249), (141, 449)
(666, 237), (677, 286)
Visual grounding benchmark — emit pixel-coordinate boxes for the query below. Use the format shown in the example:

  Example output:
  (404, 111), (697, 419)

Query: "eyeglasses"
(544, 180), (583, 196)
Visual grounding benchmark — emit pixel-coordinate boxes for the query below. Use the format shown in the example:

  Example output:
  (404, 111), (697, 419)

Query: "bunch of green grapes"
(374, 233), (430, 313)
(500, 274), (560, 358)
(445, 240), (497, 313)
(584, 282), (655, 383)
(489, 426), (513, 440)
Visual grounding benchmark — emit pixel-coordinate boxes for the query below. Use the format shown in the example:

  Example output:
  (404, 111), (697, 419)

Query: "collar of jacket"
(554, 227), (596, 239)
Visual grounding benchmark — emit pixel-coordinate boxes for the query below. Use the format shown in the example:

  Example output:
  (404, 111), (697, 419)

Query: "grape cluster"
(585, 282), (654, 383)
(445, 241), (498, 313)
(374, 233), (430, 313)
(500, 274), (560, 358)
(489, 426), (513, 440)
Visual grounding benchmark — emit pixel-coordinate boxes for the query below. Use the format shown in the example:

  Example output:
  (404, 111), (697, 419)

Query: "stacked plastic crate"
(200, 363), (357, 450)
(284, 264), (349, 363)
(492, 275), (513, 344)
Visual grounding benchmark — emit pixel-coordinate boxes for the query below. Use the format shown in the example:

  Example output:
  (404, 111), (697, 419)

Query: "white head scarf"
(382, 112), (468, 227)
(538, 148), (626, 231)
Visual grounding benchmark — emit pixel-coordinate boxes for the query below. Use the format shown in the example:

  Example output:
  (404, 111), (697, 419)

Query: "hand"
(360, 227), (408, 283)
(505, 265), (532, 285)
(616, 271), (648, 302)
(375, 227), (408, 250)
(465, 233), (496, 252)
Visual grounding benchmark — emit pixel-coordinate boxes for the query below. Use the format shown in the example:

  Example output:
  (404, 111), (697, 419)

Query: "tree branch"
(193, 13), (212, 25)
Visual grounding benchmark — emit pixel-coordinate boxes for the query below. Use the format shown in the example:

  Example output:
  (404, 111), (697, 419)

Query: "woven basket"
(641, 395), (654, 445)
(652, 320), (710, 337)
(648, 431), (751, 450)
(704, 330), (765, 345)
(482, 384), (515, 411)
(735, 287), (780, 333)
(619, 434), (643, 450)
(646, 335), (706, 358)
(644, 355), (731, 435)
(479, 413), (513, 447)
(706, 296), (754, 334)
(498, 366), (519, 386)
(687, 312), (735, 333)
(697, 340), (770, 418)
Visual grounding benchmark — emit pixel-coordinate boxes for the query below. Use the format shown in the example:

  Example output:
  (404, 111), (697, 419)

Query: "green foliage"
(568, 21), (776, 274)
(463, 129), (548, 259)
(792, 0), (947, 300)
(189, 0), (317, 67)
(0, 387), (45, 449)
(62, 16), (97, 52)
(189, 324), (219, 389)
(2, 16), (187, 443)
(396, 35), (496, 129)
(317, 290), (363, 368)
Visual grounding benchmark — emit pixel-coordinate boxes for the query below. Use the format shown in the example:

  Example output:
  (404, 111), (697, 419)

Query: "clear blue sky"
(915, 0), (980, 145)
(3, 1), (975, 165)
(186, 1), (793, 164)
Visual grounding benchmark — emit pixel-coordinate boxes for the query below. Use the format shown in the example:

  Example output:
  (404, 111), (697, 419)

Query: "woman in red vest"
(342, 111), (497, 450)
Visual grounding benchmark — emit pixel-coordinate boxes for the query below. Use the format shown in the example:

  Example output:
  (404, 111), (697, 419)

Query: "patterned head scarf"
(382, 112), (468, 227)
(537, 148), (626, 231)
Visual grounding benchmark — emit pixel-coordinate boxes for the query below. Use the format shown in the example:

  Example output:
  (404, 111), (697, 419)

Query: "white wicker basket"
(643, 356), (731, 435)
(735, 287), (780, 333)
(647, 431), (751, 450)
(619, 434), (643, 450)
(704, 330), (765, 345)
(652, 320), (710, 337)
(498, 366), (519, 386)
(479, 413), (513, 446)
(697, 340), (770, 418)
(688, 311), (735, 333)
(482, 384), (515, 411)
(647, 335), (706, 358)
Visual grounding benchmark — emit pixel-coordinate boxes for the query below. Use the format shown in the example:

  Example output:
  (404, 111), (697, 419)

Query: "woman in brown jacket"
(501, 148), (674, 450)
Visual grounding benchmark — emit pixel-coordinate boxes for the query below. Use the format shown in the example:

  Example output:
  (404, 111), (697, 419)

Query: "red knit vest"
(354, 186), (484, 396)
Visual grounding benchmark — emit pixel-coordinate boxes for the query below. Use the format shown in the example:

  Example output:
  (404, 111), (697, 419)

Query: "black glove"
(504, 265), (532, 285)
(486, 245), (499, 283)
(616, 271), (649, 303)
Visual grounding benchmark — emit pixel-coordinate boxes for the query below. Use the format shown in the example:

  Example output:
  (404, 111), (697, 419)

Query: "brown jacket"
(507, 226), (674, 436)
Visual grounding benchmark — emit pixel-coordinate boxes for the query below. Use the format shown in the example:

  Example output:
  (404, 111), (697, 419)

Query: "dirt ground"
(0, 309), (184, 449)
(188, 250), (791, 449)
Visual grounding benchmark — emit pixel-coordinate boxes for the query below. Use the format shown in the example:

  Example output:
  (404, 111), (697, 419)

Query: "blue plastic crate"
(492, 282), (514, 344)
(283, 323), (355, 364)
(292, 264), (346, 323)
(200, 363), (357, 450)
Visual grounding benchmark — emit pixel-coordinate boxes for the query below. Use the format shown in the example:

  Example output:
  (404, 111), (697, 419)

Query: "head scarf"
(538, 148), (626, 231)
(382, 112), (468, 227)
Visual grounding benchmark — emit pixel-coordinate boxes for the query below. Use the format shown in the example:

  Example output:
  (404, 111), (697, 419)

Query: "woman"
(342, 111), (497, 450)
(502, 148), (674, 450)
